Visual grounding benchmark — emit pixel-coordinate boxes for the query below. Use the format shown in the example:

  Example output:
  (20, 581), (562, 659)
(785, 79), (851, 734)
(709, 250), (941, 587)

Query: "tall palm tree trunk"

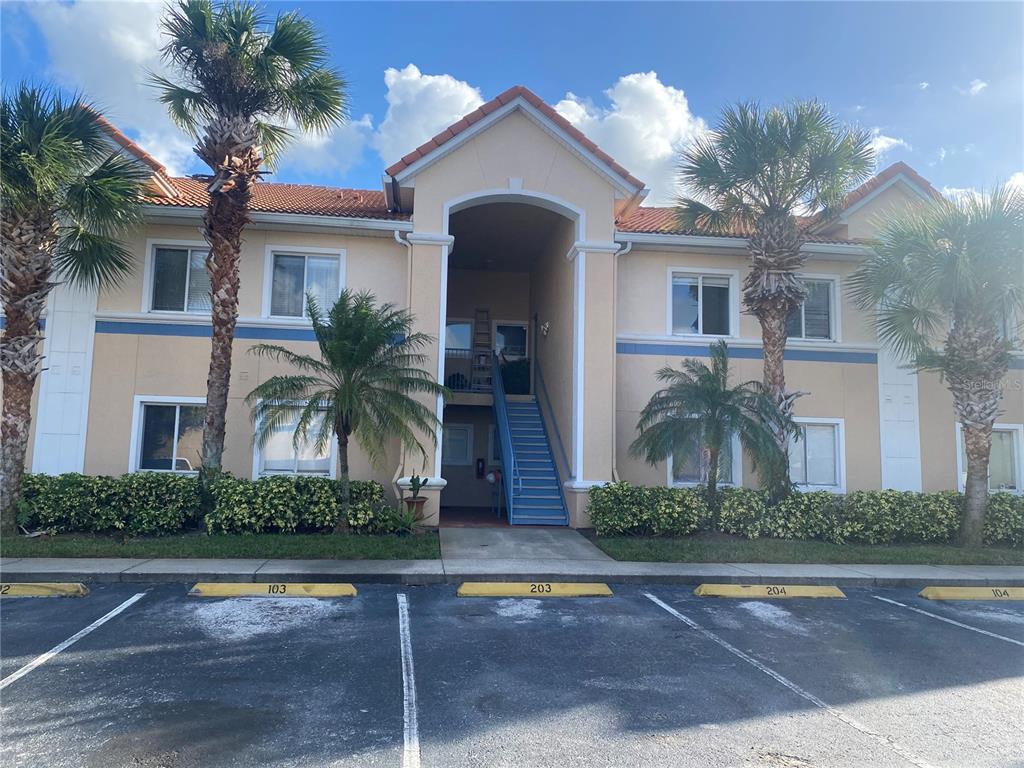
(334, 429), (351, 533)
(744, 214), (806, 495)
(196, 116), (261, 480)
(946, 320), (1006, 547)
(0, 211), (57, 532)
(705, 446), (721, 529)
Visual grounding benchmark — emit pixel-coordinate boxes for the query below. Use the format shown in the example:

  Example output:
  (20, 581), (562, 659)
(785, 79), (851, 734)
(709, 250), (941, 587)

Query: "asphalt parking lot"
(1, 583), (1022, 768)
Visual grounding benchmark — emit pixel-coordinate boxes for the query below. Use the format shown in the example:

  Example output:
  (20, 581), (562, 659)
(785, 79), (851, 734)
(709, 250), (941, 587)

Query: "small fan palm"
(152, 0), (348, 480)
(246, 291), (448, 532)
(850, 185), (1024, 546)
(0, 83), (147, 532)
(677, 102), (873, 484)
(630, 341), (797, 513)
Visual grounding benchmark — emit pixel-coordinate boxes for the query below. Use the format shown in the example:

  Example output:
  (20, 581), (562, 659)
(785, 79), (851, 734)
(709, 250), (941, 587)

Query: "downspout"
(393, 229), (413, 491)
(610, 238), (633, 483)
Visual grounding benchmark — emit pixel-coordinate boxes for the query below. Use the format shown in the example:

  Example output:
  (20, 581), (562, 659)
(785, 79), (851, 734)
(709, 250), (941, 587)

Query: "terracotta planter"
(404, 497), (426, 516)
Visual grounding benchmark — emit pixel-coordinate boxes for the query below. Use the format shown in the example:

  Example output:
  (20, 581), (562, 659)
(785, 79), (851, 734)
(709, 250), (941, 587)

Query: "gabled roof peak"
(383, 84), (646, 192)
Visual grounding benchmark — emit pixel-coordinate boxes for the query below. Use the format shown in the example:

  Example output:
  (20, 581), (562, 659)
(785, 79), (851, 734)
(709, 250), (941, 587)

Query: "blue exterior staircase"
(503, 397), (568, 526)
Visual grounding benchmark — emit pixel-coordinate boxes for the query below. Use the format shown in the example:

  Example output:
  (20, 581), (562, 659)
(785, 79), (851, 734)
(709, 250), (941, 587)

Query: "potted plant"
(404, 473), (429, 516)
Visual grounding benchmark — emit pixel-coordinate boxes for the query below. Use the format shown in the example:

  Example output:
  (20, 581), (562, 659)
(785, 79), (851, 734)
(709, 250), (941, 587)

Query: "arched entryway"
(437, 192), (582, 526)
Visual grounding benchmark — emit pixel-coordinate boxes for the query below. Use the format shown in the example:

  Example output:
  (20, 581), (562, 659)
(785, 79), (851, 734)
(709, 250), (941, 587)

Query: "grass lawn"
(0, 531), (441, 560)
(594, 534), (1024, 565)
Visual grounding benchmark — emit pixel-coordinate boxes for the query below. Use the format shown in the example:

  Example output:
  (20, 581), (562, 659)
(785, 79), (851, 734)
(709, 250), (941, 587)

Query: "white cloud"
(283, 114), (374, 178)
(554, 71), (707, 205)
(956, 79), (989, 96)
(943, 172), (1023, 203)
(23, 0), (371, 180)
(24, 0), (197, 175)
(371, 64), (484, 167)
(869, 128), (911, 159)
(918, 82), (930, 90)
(938, 147), (948, 163)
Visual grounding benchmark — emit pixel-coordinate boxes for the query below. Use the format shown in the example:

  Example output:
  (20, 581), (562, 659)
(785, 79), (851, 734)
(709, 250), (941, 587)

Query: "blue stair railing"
(491, 352), (521, 519)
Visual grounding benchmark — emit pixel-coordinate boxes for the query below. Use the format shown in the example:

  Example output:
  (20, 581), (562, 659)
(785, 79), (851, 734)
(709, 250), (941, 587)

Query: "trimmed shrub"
(717, 488), (769, 539)
(17, 472), (200, 536)
(762, 491), (837, 540)
(588, 482), (708, 536)
(587, 481), (1023, 548)
(203, 475), (389, 534)
(985, 493), (1024, 547)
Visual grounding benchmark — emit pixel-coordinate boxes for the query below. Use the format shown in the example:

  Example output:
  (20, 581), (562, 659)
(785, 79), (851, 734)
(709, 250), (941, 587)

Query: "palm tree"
(245, 291), (448, 531)
(630, 341), (797, 513)
(850, 186), (1024, 547)
(151, 0), (348, 481)
(677, 102), (874, 480)
(0, 84), (147, 532)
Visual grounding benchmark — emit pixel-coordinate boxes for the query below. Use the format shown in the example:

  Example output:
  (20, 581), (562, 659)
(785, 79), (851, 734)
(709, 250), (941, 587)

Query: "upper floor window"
(268, 250), (344, 318)
(258, 410), (332, 476)
(150, 246), (211, 313)
(133, 399), (204, 472)
(671, 272), (733, 336)
(788, 419), (844, 491)
(958, 424), (1022, 493)
(786, 278), (836, 341)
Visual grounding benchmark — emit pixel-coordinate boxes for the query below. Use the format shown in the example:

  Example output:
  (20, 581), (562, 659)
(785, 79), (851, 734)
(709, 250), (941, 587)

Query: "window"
(136, 402), (204, 472)
(269, 251), (342, 318)
(958, 424), (1021, 492)
(258, 410), (332, 476)
(150, 246), (210, 313)
(446, 320), (472, 350)
(788, 420), (844, 490)
(495, 323), (527, 357)
(786, 279), (835, 341)
(671, 272), (732, 336)
(670, 428), (740, 486)
(442, 424), (473, 466)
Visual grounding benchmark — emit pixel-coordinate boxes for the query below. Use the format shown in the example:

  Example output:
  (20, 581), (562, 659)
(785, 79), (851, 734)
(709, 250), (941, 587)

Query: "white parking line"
(872, 595), (1024, 648)
(0, 592), (147, 691)
(644, 592), (936, 768)
(397, 593), (421, 768)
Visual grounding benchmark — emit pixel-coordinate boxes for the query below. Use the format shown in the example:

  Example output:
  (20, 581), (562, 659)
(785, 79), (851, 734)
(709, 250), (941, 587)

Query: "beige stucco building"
(16, 86), (1024, 527)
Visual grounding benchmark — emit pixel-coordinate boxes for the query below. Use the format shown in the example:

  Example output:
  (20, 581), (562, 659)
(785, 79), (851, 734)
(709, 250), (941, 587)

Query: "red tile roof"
(840, 161), (942, 210)
(383, 85), (646, 191)
(94, 113), (168, 175)
(615, 207), (862, 244)
(147, 177), (409, 220)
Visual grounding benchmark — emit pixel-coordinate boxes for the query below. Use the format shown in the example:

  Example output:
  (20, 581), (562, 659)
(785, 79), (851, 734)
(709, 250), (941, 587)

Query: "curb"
(3, 567), (1023, 588)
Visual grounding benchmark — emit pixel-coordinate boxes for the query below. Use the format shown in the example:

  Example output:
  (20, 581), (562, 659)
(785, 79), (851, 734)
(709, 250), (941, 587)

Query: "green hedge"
(588, 483), (1024, 547)
(587, 481), (709, 536)
(17, 473), (391, 536)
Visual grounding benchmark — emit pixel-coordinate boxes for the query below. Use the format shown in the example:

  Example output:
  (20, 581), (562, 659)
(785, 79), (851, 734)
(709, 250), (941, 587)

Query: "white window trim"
(445, 317), (474, 350)
(262, 245), (346, 321)
(787, 273), (842, 344)
(142, 239), (210, 315)
(667, 432), (743, 488)
(250, 403), (338, 480)
(492, 319), (530, 357)
(128, 395), (206, 473)
(955, 422), (1023, 495)
(666, 266), (741, 339)
(442, 423), (474, 467)
(790, 417), (847, 493)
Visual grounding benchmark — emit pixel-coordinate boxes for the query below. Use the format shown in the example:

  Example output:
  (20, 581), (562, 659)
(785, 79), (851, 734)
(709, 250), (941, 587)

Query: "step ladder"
(470, 308), (492, 391)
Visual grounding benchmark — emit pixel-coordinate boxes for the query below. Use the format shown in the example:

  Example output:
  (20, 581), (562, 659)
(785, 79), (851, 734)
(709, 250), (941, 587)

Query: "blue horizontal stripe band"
(616, 341), (878, 365)
(0, 317), (45, 330)
(95, 320), (317, 341)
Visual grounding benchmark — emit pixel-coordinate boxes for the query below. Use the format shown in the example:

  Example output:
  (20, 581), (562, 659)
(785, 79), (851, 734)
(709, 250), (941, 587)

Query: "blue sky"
(3, 1), (1021, 203)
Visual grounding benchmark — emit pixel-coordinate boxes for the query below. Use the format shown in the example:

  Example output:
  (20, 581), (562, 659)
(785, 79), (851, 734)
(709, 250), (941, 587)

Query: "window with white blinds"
(786, 279), (835, 341)
(150, 247), (211, 313)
